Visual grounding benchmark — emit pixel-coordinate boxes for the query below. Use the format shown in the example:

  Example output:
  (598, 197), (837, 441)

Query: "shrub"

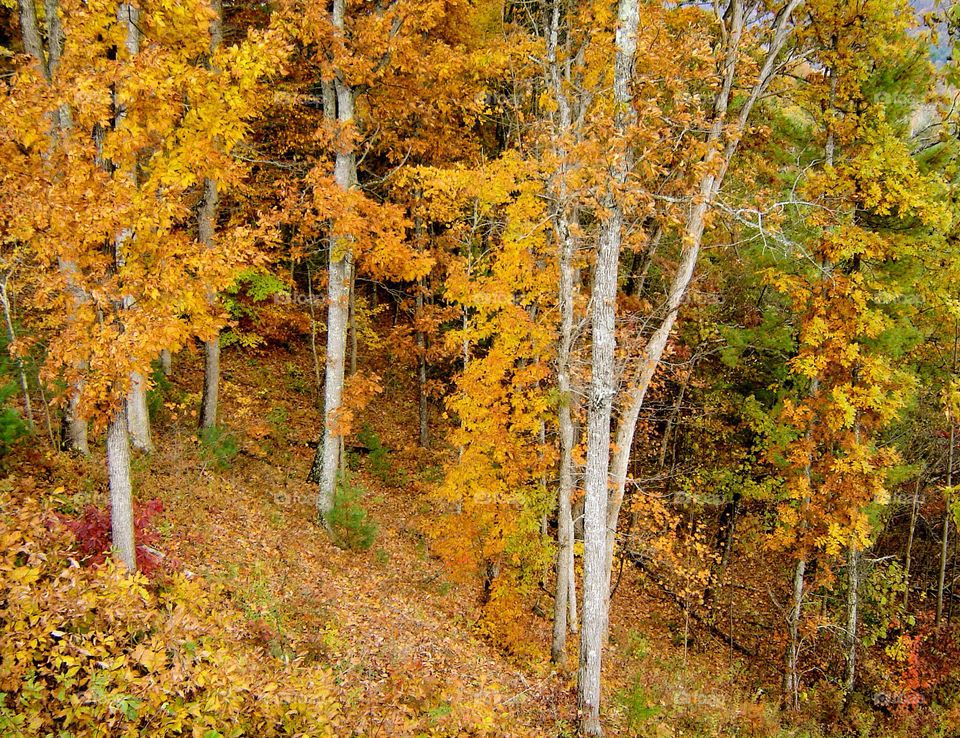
(199, 425), (239, 470)
(146, 359), (178, 422)
(326, 475), (377, 551)
(357, 424), (406, 486)
(0, 491), (340, 736)
(57, 498), (173, 577)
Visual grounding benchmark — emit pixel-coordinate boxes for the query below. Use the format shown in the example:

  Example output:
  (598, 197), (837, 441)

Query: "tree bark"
(113, 2), (154, 453)
(348, 256), (357, 376)
(904, 470), (922, 609)
(601, 0), (802, 643)
(844, 544), (860, 692)
(198, 0), (223, 430)
(126, 371), (153, 451)
(578, 0), (638, 732)
(315, 14), (356, 520)
(198, 178), (221, 430)
(547, 0), (579, 665)
(938, 323), (957, 625)
(416, 282), (429, 448)
(106, 405), (136, 572)
(18, 0), (87, 452)
(784, 558), (806, 708)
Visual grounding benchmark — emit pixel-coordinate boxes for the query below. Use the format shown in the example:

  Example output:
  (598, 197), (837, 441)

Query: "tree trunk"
(62, 386), (88, 454)
(904, 470), (922, 609)
(307, 263), (323, 401)
(126, 371), (153, 451)
(114, 3), (153, 454)
(784, 558), (806, 708)
(198, 2), (223, 429)
(844, 544), (860, 693)
(416, 283), (429, 448)
(315, 34), (356, 520)
(578, 1), (638, 731)
(348, 257), (357, 376)
(106, 405), (136, 572)
(601, 0), (801, 642)
(547, 0), (579, 664)
(18, 0), (87, 452)
(199, 338), (220, 429)
(160, 349), (171, 375)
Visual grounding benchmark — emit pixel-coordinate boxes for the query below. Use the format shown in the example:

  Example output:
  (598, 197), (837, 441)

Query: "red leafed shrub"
(57, 498), (174, 576)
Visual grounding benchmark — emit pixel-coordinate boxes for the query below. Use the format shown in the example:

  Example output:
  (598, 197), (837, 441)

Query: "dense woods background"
(2, 0), (960, 735)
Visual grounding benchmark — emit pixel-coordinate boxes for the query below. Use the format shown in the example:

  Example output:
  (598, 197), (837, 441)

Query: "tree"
(1, 0), (282, 570)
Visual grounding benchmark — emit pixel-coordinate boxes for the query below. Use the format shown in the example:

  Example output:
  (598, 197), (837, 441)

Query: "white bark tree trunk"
(844, 544), (860, 692)
(578, 0), (638, 732)
(599, 0), (802, 640)
(785, 558), (806, 706)
(547, 0), (579, 664)
(114, 2), (154, 453)
(126, 371), (153, 451)
(107, 405), (136, 571)
(18, 0), (88, 452)
(316, 12), (356, 520)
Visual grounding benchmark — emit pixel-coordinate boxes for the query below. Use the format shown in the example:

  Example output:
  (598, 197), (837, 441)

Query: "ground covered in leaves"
(2, 337), (932, 737)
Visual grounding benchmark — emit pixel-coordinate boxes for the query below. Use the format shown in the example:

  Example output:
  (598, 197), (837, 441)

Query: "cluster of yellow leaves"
(410, 156), (556, 654)
(766, 6), (948, 560)
(0, 0), (285, 426)
(0, 489), (339, 736)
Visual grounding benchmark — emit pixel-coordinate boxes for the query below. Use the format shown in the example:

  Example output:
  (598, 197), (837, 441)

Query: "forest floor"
(13, 335), (834, 737)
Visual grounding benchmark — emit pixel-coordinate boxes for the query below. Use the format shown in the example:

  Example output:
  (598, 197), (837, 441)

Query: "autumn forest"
(1, 0), (960, 735)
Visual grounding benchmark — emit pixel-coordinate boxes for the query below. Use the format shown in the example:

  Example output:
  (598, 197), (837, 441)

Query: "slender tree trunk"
(416, 283), (429, 447)
(784, 558), (806, 708)
(315, 28), (356, 519)
(19, 0), (87, 452)
(113, 2), (153, 453)
(578, 1), (638, 732)
(348, 257), (357, 376)
(106, 405), (136, 571)
(601, 0), (801, 641)
(844, 544), (860, 692)
(904, 470), (922, 609)
(547, 0), (579, 664)
(198, 0), (223, 430)
(938, 324), (958, 625)
(785, 371), (821, 705)
(198, 177), (221, 430)
(160, 349), (171, 375)
(307, 262), (323, 401)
